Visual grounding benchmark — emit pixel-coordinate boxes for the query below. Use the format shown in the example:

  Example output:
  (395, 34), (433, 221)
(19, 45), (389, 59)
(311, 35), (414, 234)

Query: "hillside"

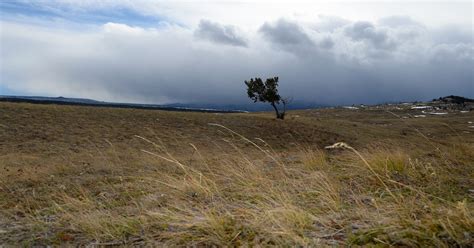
(0, 102), (473, 246)
(0, 95), (247, 113)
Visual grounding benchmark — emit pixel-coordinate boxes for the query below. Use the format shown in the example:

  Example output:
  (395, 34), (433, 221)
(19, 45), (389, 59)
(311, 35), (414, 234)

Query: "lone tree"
(244, 76), (289, 119)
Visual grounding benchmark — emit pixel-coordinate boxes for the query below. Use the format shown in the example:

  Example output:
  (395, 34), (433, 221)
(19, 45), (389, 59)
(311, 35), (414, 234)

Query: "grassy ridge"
(0, 102), (472, 246)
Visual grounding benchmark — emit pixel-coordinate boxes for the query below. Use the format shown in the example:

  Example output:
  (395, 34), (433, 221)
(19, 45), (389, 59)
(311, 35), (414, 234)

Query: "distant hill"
(1, 95), (101, 104)
(433, 95), (474, 104)
(0, 95), (246, 113)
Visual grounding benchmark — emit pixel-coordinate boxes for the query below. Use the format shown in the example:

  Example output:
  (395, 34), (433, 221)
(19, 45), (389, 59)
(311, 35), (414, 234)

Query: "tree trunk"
(271, 102), (285, 119)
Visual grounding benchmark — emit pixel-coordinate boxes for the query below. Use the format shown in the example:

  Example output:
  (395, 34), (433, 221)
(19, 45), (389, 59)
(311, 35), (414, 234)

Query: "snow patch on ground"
(411, 106), (432, 110)
(343, 106), (359, 110)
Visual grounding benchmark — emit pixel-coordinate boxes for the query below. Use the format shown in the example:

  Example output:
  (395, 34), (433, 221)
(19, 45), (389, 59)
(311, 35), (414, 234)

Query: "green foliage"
(244, 77), (286, 119)
(244, 77), (281, 104)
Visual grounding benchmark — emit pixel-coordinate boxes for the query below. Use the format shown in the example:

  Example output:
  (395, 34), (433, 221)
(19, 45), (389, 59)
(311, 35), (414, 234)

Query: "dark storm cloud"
(259, 19), (314, 46)
(429, 43), (473, 64)
(1, 15), (473, 106)
(258, 19), (318, 57)
(344, 21), (396, 50)
(194, 19), (247, 47)
(319, 36), (335, 49)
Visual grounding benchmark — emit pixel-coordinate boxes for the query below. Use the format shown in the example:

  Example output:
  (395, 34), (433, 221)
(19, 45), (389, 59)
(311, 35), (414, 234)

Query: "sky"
(0, 0), (473, 106)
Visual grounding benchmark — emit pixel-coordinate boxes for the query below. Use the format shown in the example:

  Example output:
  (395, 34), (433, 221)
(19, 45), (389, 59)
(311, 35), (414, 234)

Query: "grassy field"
(0, 102), (473, 246)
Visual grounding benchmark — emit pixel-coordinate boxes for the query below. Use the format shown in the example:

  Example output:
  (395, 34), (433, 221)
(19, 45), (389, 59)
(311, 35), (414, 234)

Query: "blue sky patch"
(0, 1), (166, 27)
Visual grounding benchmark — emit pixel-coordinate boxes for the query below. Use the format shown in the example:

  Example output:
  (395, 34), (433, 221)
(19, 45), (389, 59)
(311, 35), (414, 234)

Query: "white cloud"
(103, 22), (146, 34)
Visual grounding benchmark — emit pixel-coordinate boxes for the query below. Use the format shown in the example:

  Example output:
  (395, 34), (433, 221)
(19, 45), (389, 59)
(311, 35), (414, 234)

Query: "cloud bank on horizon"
(0, 0), (472, 105)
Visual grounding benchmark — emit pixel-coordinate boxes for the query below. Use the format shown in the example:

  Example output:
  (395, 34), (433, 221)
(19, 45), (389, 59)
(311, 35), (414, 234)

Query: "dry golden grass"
(0, 102), (473, 246)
